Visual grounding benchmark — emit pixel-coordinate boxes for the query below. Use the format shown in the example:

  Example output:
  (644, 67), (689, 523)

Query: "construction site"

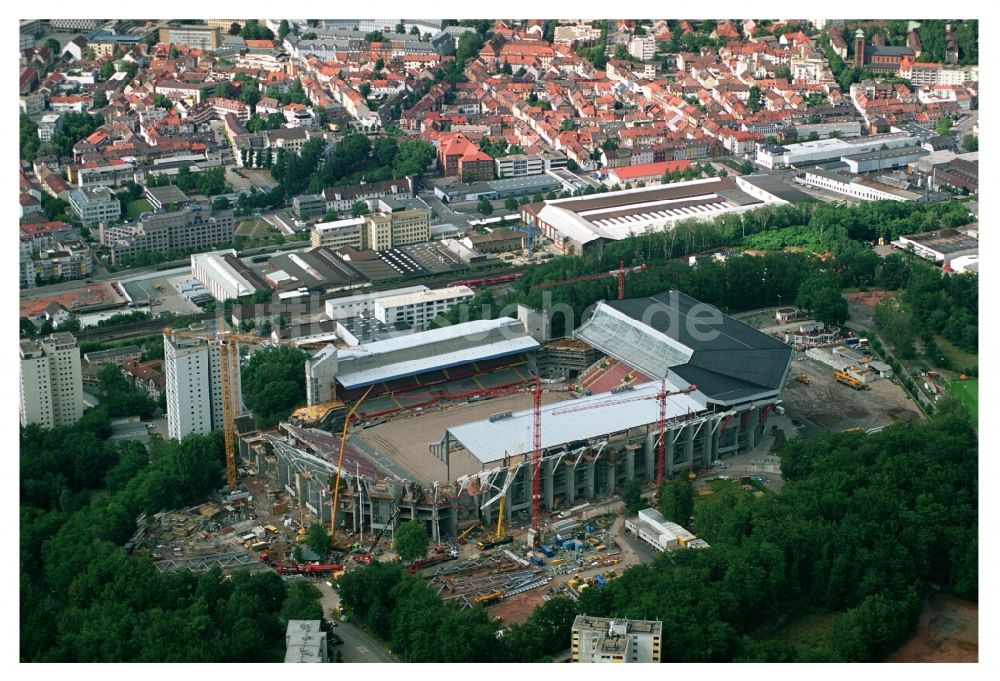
(781, 356), (922, 431)
(151, 288), (792, 605)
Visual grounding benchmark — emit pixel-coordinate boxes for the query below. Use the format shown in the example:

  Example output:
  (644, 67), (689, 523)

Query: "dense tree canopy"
(21, 403), (327, 662)
(240, 345), (309, 427)
(576, 400), (977, 662)
(393, 521), (429, 562)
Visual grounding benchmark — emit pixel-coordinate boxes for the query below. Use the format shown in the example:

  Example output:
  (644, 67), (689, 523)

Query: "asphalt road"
(418, 191), (473, 233)
(314, 581), (397, 663)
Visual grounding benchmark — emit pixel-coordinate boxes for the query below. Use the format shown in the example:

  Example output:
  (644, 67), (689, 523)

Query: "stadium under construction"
(239, 290), (792, 543)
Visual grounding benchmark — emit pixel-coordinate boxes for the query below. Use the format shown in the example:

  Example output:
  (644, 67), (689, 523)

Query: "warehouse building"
(755, 132), (918, 169)
(191, 249), (269, 301)
(801, 169), (922, 202)
(840, 145), (928, 174)
(520, 177), (793, 255)
(893, 227), (978, 266)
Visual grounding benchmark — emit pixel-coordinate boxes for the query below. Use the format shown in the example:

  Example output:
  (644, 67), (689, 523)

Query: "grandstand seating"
(346, 353), (534, 420)
(580, 357), (654, 394)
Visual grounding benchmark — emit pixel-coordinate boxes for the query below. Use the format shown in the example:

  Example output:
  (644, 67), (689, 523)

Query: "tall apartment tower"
(571, 616), (663, 663)
(854, 29), (866, 69)
(19, 332), (84, 429)
(164, 325), (237, 441)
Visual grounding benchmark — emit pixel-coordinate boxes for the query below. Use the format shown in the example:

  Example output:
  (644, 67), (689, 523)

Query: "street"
(417, 190), (475, 233)
(314, 580), (397, 663)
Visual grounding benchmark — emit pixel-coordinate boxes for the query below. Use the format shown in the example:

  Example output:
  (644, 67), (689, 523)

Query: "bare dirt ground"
(20, 281), (124, 317)
(782, 358), (921, 431)
(887, 594), (978, 663)
(354, 391), (575, 484)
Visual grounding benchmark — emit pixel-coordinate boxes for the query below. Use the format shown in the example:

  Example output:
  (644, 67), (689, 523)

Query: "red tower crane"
(552, 380), (698, 484)
(536, 261), (647, 300)
(353, 377), (568, 543)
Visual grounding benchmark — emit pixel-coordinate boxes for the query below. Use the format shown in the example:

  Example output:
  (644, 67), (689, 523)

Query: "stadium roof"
(447, 381), (704, 465)
(575, 291), (792, 405)
(335, 317), (539, 389)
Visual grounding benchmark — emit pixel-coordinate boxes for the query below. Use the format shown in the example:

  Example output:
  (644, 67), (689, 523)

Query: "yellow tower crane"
(163, 323), (357, 491)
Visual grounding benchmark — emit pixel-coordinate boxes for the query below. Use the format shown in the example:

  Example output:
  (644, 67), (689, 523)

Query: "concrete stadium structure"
(240, 290), (792, 542)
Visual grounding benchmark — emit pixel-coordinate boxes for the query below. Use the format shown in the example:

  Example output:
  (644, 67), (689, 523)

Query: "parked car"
(329, 634), (344, 646)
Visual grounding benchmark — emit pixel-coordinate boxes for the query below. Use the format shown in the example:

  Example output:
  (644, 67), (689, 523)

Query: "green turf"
(947, 378), (978, 422)
(235, 218), (276, 239)
(125, 199), (154, 220)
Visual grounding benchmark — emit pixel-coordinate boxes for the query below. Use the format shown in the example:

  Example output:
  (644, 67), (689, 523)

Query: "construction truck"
(796, 374), (810, 385)
(833, 370), (870, 391)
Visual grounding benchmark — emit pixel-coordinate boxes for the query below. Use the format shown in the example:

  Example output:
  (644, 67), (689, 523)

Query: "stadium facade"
(242, 290), (791, 542)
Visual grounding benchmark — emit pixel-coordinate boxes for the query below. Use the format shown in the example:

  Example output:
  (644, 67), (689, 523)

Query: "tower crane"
(162, 323), (350, 491)
(330, 385), (374, 546)
(536, 261), (647, 300)
(552, 380), (698, 484)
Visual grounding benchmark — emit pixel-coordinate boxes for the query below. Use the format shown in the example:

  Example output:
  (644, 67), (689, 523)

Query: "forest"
(338, 400), (977, 662)
(20, 407), (324, 661)
(874, 261), (978, 372)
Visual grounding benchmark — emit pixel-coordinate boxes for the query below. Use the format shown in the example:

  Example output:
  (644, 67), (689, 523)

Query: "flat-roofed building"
(20, 332), (84, 429)
(324, 285), (429, 320)
(520, 176), (794, 255)
(755, 132), (918, 169)
(83, 345), (142, 370)
(373, 285), (474, 331)
(625, 507), (708, 552)
(284, 620), (328, 663)
(894, 227), (978, 266)
(68, 185), (121, 228)
(572, 616), (663, 663)
(159, 24), (222, 51)
(801, 168), (921, 202)
(191, 249), (268, 301)
(495, 154), (544, 178)
(164, 323), (236, 440)
(364, 208), (431, 251)
(311, 217), (365, 249)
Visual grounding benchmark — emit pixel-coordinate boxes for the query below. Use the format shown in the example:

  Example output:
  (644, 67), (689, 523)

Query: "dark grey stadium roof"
(577, 290), (792, 405)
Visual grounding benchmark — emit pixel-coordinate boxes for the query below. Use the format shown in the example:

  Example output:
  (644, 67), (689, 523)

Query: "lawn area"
(693, 477), (770, 507)
(946, 378), (978, 423)
(934, 335), (978, 372)
(125, 199), (153, 220)
(235, 218), (277, 239)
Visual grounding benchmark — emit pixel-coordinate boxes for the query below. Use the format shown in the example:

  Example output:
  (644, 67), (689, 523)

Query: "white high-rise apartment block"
(19, 332), (84, 429)
(571, 615), (663, 663)
(164, 326), (235, 441)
